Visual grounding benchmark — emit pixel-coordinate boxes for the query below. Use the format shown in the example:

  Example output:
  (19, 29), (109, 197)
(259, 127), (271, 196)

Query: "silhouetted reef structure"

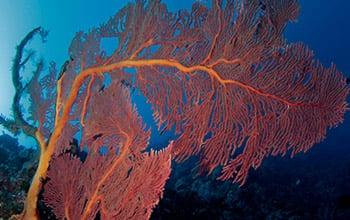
(0, 134), (37, 219)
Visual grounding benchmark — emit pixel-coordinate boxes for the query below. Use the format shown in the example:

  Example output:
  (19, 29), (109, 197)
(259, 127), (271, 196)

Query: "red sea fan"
(43, 82), (172, 220)
(10, 0), (347, 219)
(127, 0), (349, 184)
(42, 0), (349, 201)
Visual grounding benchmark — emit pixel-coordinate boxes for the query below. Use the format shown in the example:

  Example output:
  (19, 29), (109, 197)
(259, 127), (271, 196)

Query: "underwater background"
(0, 0), (349, 219)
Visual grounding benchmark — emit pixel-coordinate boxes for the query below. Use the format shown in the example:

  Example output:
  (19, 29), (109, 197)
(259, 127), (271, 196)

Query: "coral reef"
(0, 134), (37, 219)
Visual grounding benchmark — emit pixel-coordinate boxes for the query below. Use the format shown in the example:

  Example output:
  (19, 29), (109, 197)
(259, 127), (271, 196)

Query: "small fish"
(120, 79), (136, 92)
(69, 138), (80, 155)
(159, 127), (167, 135)
(58, 56), (74, 80)
(92, 133), (103, 141)
(120, 79), (132, 88)
(99, 84), (106, 93)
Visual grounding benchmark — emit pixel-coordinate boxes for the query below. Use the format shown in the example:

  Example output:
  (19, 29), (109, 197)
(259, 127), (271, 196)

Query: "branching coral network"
(1, 0), (348, 219)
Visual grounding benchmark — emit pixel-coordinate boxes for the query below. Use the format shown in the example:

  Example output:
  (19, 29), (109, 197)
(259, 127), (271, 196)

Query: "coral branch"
(54, 59), (71, 126)
(80, 74), (95, 127)
(201, 0), (223, 64)
(0, 27), (45, 137)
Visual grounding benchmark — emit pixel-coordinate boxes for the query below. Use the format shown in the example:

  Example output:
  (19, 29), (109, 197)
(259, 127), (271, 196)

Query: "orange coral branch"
(21, 130), (47, 219)
(207, 58), (242, 68)
(201, 0), (223, 65)
(81, 127), (131, 220)
(55, 75), (64, 126)
(130, 38), (154, 60)
(80, 74), (95, 127)
(79, 59), (301, 106)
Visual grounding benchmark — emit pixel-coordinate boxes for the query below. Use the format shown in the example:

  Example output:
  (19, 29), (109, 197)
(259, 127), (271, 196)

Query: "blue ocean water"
(0, 0), (349, 219)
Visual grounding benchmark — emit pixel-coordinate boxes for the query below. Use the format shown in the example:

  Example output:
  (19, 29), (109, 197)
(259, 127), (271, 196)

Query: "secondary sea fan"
(43, 82), (172, 219)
